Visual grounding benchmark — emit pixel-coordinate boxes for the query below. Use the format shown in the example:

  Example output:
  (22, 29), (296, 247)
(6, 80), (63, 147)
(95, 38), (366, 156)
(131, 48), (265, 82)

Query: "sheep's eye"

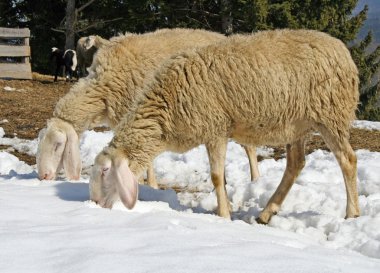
(54, 143), (62, 152)
(101, 167), (109, 177)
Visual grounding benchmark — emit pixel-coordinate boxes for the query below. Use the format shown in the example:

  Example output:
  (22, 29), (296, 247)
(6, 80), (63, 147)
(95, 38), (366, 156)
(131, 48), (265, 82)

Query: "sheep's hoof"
(255, 217), (268, 225)
(217, 208), (231, 219)
(344, 214), (359, 220)
(147, 180), (159, 189)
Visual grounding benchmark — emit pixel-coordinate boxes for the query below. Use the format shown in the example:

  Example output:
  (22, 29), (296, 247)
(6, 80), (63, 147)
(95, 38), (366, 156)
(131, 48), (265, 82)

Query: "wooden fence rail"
(0, 27), (32, 80)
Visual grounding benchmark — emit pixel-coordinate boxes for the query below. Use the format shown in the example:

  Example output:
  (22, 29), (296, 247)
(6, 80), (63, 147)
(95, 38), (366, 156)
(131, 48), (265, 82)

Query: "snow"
(352, 120), (380, 131)
(0, 119), (8, 124)
(3, 86), (26, 92)
(0, 120), (380, 272)
(3, 86), (16, 91)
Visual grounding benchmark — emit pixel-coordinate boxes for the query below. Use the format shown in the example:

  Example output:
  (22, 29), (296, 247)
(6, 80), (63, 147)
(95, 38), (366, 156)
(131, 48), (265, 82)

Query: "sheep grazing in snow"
(51, 47), (78, 82)
(90, 29), (360, 223)
(76, 35), (110, 77)
(38, 28), (261, 187)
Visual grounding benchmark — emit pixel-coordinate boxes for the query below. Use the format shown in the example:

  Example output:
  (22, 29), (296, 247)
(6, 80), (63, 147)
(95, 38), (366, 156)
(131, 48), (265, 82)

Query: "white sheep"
(90, 29), (360, 223)
(76, 35), (110, 77)
(39, 28), (249, 187)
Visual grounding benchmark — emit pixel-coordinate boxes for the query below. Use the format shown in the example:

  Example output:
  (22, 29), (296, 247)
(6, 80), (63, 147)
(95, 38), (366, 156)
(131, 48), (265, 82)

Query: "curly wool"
(53, 28), (226, 133)
(111, 29), (359, 175)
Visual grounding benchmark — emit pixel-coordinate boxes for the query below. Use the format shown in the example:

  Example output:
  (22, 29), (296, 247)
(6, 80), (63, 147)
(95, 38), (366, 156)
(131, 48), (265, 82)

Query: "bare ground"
(1, 73), (379, 166)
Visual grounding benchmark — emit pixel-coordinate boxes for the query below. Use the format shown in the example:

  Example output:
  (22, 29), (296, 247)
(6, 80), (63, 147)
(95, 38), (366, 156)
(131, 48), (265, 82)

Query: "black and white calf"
(51, 47), (78, 82)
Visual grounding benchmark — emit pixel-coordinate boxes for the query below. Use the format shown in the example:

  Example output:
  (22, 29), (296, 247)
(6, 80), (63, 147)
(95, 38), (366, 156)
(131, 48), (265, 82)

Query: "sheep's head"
(90, 147), (138, 209)
(37, 118), (81, 180)
(83, 36), (96, 50)
(50, 47), (60, 59)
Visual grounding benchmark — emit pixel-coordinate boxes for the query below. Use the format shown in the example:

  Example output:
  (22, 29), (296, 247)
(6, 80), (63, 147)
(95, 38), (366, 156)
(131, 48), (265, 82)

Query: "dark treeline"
(0, 0), (379, 120)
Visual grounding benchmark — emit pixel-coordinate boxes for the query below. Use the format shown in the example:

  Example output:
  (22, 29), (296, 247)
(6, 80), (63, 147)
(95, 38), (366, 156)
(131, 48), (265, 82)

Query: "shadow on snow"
(55, 182), (90, 202)
(54, 182), (212, 215)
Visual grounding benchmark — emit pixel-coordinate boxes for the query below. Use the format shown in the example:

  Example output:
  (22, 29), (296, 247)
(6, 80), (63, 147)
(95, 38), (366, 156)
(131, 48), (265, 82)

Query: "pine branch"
(51, 27), (65, 33)
(175, 8), (220, 18)
(77, 0), (97, 13)
(367, 44), (380, 65)
(76, 18), (123, 33)
(185, 15), (210, 29)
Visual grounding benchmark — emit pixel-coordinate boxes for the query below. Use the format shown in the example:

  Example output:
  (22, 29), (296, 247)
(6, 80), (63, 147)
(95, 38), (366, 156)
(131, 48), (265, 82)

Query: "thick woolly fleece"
(53, 28), (225, 134)
(109, 29), (359, 176)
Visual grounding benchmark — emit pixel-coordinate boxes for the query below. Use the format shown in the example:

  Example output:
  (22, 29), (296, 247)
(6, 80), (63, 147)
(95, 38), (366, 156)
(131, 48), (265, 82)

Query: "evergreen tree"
(0, 0), (16, 27)
(1, 0), (378, 120)
(0, 0), (67, 73)
(351, 31), (380, 120)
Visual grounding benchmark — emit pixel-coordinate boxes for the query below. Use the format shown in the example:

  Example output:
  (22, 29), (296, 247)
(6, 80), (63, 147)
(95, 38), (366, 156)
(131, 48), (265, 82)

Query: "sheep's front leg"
(257, 138), (306, 224)
(243, 145), (260, 181)
(66, 68), (72, 82)
(206, 138), (230, 219)
(146, 163), (159, 189)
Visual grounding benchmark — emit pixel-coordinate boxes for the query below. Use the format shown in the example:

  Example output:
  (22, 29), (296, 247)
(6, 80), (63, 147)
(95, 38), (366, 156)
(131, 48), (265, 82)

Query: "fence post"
(0, 27), (32, 80)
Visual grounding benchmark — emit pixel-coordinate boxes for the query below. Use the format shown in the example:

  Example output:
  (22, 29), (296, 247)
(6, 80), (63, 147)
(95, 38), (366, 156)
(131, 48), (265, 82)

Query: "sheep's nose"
(39, 172), (54, 180)
(90, 198), (100, 206)
(67, 175), (80, 181)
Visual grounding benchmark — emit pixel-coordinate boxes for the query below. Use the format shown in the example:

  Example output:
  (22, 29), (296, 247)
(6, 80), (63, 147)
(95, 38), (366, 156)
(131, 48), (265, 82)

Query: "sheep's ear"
(91, 157), (115, 208)
(85, 36), (96, 49)
(112, 157), (138, 209)
(62, 125), (82, 180)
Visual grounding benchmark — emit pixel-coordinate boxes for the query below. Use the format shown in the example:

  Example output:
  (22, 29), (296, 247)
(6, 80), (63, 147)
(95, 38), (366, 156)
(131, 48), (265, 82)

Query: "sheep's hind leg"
(206, 138), (231, 219)
(257, 138), (306, 224)
(54, 67), (59, 82)
(243, 145), (260, 181)
(316, 125), (359, 219)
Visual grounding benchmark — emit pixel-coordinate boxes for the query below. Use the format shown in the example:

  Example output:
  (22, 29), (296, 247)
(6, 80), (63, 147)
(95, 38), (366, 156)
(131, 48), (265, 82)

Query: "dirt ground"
(1, 73), (380, 166)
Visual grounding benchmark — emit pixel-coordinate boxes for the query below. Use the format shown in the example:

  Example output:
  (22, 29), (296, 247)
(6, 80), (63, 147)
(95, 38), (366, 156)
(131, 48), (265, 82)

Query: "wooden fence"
(0, 27), (32, 80)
